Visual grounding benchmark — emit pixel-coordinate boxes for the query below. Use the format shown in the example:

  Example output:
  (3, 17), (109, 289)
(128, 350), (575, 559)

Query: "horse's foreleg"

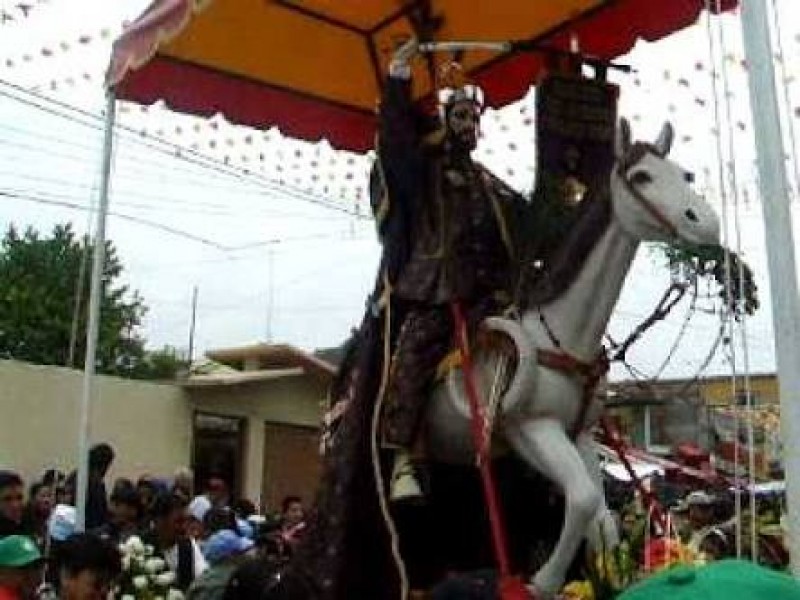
(576, 433), (620, 552)
(505, 418), (601, 597)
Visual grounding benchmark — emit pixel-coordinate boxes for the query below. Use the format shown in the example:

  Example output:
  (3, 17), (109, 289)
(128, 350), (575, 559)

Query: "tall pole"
(739, 0), (800, 574)
(266, 247), (275, 342)
(188, 285), (198, 364)
(75, 91), (116, 532)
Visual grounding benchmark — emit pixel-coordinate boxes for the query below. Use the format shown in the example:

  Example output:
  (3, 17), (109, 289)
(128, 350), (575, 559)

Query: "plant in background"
(658, 242), (759, 319)
(114, 536), (184, 600)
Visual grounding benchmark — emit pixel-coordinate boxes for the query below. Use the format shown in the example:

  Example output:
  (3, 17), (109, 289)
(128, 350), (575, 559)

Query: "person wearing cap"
(682, 490), (729, 559)
(373, 36), (530, 502)
(187, 529), (254, 600)
(0, 535), (44, 600)
(186, 495), (212, 541)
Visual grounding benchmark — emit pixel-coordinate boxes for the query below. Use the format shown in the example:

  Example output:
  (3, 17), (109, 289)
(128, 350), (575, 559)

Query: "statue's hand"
(389, 36), (418, 78)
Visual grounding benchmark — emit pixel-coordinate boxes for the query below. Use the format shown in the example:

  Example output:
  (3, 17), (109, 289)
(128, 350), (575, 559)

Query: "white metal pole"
(739, 0), (800, 574)
(75, 90), (117, 532)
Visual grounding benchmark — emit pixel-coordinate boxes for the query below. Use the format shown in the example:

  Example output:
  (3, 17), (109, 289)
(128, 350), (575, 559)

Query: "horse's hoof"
(528, 578), (558, 600)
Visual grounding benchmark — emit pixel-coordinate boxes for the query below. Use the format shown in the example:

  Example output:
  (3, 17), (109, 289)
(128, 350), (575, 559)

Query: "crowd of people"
(0, 443), (308, 600)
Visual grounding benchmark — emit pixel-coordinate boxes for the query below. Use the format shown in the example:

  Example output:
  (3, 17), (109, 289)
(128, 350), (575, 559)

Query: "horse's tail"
(445, 316), (536, 419)
(483, 317), (536, 414)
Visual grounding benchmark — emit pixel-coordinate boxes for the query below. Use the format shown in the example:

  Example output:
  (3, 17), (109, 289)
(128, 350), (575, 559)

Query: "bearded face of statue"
(446, 100), (480, 154)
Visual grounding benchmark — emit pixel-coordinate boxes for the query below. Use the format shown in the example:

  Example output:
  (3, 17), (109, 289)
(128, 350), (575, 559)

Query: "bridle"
(615, 142), (679, 240)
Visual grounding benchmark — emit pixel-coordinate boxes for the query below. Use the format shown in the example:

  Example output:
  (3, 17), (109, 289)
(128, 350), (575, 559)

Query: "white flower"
(144, 544), (155, 557)
(167, 589), (185, 600)
(132, 575), (149, 590)
(125, 536), (146, 557)
(144, 557), (166, 574)
(155, 571), (176, 586)
(121, 555), (131, 572)
(121, 595), (135, 600)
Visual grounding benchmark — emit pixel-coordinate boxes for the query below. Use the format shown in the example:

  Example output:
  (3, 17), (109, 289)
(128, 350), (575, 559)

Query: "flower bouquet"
(113, 536), (184, 600)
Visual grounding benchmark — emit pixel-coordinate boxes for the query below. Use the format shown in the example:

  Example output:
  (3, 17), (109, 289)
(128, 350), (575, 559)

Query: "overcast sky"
(0, 0), (799, 382)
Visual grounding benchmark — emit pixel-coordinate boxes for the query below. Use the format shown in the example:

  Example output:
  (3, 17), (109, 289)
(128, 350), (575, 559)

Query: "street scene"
(2, 1), (800, 599)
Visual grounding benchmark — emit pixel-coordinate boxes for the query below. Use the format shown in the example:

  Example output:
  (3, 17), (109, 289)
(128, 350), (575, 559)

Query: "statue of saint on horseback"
(283, 36), (722, 600)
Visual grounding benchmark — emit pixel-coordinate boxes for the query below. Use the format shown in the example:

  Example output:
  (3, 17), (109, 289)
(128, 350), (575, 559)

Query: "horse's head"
(611, 118), (720, 246)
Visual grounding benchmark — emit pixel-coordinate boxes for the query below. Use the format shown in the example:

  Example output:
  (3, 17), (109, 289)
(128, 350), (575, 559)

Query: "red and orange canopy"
(109, 0), (737, 152)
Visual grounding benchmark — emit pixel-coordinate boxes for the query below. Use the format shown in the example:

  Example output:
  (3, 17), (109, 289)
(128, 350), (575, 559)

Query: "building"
(0, 342), (337, 512)
(606, 373), (782, 479)
(184, 343), (336, 510)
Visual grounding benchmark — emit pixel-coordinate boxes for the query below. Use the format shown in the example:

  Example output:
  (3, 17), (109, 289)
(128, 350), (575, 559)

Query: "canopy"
(108, 0), (737, 152)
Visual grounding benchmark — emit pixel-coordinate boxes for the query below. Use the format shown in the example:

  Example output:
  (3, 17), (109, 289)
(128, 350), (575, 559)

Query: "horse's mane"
(521, 186), (612, 307)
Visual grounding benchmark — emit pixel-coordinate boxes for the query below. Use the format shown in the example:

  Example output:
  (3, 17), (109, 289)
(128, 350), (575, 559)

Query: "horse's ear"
(616, 118), (632, 160)
(654, 122), (674, 157)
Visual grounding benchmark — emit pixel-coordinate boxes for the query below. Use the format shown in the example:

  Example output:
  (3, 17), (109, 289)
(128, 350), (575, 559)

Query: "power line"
(0, 189), (228, 249)
(0, 77), (371, 219)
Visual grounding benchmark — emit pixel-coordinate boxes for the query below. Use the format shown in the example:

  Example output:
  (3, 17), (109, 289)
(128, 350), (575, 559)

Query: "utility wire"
(0, 78), (370, 219)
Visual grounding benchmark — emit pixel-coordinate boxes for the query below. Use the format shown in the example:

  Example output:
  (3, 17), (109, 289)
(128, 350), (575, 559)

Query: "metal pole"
(266, 248), (275, 342)
(75, 90), (116, 532)
(188, 285), (198, 364)
(739, 0), (800, 574)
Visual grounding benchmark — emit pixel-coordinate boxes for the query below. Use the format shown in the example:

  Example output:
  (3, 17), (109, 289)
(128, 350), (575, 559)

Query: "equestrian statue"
(277, 37), (722, 600)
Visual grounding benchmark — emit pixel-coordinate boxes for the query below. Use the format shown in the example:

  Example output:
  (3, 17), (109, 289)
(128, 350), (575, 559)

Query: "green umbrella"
(619, 560), (800, 600)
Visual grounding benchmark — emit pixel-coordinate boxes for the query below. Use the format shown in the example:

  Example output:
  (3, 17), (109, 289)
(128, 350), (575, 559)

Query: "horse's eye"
(684, 171), (695, 183)
(630, 171), (652, 186)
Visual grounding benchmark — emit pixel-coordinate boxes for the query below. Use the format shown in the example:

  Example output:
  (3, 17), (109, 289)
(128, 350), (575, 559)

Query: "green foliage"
(0, 223), (154, 377)
(658, 242), (760, 318)
(128, 345), (189, 381)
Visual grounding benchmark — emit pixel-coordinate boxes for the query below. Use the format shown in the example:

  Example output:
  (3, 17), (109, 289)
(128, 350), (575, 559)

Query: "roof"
(199, 343), (337, 382)
(180, 367), (307, 388)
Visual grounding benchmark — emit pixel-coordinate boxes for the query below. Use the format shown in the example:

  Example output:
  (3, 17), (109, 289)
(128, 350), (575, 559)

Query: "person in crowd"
(221, 556), (280, 600)
(278, 496), (305, 554)
(21, 482), (54, 549)
(40, 472), (69, 508)
(187, 495), (212, 541)
(205, 478), (230, 510)
(0, 472), (29, 538)
(679, 490), (730, 559)
(135, 475), (163, 522)
(145, 492), (207, 591)
(173, 468), (195, 502)
(64, 444), (115, 531)
(0, 535), (44, 600)
(203, 508), (239, 540)
(94, 485), (141, 545)
(187, 529), (254, 600)
(56, 533), (121, 600)
(230, 500), (256, 539)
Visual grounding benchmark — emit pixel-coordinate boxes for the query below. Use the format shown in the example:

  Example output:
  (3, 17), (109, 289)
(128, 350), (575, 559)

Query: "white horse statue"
(425, 119), (721, 596)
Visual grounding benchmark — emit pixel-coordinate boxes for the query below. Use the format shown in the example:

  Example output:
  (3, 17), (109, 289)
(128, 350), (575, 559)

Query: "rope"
(710, 0), (759, 560)
(704, 1), (745, 559)
(369, 281), (410, 599)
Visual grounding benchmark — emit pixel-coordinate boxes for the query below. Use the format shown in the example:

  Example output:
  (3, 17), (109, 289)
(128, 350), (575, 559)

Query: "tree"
(0, 223), (152, 377)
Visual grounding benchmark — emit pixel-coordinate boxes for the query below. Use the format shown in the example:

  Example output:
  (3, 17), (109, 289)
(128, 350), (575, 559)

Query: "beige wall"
(0, 359), (191, 486)
(188, 376), (326, 504)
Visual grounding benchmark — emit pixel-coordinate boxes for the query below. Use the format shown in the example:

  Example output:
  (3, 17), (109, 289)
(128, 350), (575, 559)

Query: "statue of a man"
(375, 38), (529, 501)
